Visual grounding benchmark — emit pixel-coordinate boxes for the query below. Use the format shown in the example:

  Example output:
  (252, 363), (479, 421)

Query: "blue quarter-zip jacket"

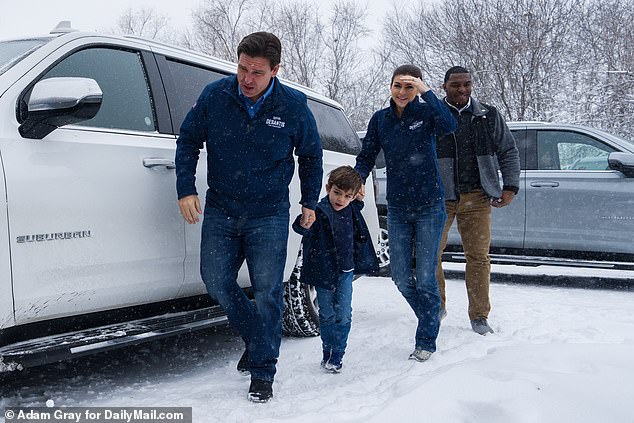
(355, 91), (457, 209)
(175, 75), (323, 217)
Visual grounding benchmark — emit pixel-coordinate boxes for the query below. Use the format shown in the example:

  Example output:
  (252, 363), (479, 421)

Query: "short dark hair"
(327, 166), (363, 194)
(391, 64), (423, 84)
(444, 66), (470, 83)
(237, 32), (282, 68)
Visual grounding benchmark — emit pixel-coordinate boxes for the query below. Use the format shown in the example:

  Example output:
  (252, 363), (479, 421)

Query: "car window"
(536, 130), (616, 170)
(308, 99), (361, 155)
(42, 47), (156, 132)
(163, 58), (226, 134)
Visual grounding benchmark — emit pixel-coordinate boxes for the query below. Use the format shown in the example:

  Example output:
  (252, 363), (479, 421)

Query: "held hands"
(300, 206), (316, 229)
(355, 184), (366, 201)
(491, 190), (515, 208)
(179, 195), (202, 224)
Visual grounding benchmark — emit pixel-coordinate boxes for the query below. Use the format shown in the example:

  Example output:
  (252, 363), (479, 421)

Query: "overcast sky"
(1, 0), (393, 40)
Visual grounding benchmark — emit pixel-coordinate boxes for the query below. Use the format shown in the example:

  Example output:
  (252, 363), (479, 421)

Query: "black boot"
(237, 349), (249, 375)
(247, 379), (273, 403)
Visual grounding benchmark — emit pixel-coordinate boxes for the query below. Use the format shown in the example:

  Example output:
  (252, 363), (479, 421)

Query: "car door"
(523, 127), (634, 255)
(5, 44), (185, 324)
(489, 127), (527, 248)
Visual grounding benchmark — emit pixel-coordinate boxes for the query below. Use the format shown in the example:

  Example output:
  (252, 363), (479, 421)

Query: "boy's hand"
(300, 207), (316, 228)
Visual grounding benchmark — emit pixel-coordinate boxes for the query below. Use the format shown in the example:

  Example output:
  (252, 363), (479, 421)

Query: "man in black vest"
(436, 66), (520, 335)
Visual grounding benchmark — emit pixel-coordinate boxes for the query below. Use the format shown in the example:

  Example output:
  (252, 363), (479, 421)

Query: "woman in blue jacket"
(355, 64), (457, 362)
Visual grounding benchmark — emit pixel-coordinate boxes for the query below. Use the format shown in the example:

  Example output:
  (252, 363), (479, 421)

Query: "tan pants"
(436, 191), (491, 320)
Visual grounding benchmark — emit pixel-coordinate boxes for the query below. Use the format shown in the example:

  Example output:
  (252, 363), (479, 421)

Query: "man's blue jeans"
(388, 202), (446, 352)
(200, 206), (289, 382)
(316, 271), (354, 357)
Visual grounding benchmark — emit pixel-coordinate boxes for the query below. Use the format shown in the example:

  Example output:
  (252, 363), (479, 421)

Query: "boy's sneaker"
(408, 348), (433, 362)
(323, 351), (343, 373)
(471, 318), (494, 335)
(237, 349), (249, 375)
(247, 379), (273, 403)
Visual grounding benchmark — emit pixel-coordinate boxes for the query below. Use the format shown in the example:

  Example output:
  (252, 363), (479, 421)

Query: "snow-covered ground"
(2, 272), (634, 423)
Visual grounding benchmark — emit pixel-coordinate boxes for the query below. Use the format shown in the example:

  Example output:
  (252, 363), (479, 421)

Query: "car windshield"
(0, 38), (50, 76)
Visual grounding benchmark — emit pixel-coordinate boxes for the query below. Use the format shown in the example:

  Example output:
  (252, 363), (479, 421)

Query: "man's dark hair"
(237, 32), (282, 68)
(328, 166), (363, 194)
(391, 64), (423, 84)
(444, 66), (471, 83)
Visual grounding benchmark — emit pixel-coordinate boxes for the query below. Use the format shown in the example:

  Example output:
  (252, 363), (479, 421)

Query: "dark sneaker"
(408, 348), (433, 362)
(237, 349), (249, 375)
(323, 351), (343, 373)
(247, 379), (273, 403)
(439, 307), (448, 321)
(471, 318), (494, 335)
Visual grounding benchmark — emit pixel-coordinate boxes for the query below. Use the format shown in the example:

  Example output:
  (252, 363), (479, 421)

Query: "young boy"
(293, 166), (379, 373)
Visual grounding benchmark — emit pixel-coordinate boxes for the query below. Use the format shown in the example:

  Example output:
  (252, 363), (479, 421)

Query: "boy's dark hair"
(327, 166), (363, 194)
(444, 66), (470, 83)
(391, 64), (423, 84)
(237, 32), (282, 68)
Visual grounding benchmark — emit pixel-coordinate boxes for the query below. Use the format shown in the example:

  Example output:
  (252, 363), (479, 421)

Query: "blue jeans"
(316, 271), (354, 357)
(200, 206), (289, 382)
(388, 202), (446, 352)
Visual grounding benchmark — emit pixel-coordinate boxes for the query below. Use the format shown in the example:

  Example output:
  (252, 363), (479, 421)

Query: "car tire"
(377, 215), (391, 276)
(282, 248), (320, 337)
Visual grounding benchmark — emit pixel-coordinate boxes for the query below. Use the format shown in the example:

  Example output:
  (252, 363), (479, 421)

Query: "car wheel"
(282, 248), (320, 337)
(377, 215), (390, 276)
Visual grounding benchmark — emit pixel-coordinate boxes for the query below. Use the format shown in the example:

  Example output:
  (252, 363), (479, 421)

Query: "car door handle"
(530, 181), (559, 188)
(143, 158), (176, 169)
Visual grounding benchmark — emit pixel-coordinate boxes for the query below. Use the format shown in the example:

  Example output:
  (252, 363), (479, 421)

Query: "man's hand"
(300, 206), (316, 228)
(179, 195), (202, 224)
(355, 184), (366, 201)
(491, 190), (515, 208)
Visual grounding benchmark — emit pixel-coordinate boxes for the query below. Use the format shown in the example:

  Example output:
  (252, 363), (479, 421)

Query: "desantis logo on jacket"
(409, 121), (423, 130)
(266, 116), (286, 129)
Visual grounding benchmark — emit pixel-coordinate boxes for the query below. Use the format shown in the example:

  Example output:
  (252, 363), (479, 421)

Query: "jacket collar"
(444, 96), (488, 117)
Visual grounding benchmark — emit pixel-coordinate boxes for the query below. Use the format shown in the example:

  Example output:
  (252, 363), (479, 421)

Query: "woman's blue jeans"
(200, 206), (289, 382)
(388, 202), (446, 352)
(316, 271), (354, 357)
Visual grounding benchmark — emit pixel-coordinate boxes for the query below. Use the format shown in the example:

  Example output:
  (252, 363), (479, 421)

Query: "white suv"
(0, 23), (379, 372)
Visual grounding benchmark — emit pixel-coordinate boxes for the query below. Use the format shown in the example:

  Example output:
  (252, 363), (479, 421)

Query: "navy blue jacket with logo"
(355, 91), (457, 209)
(292, 197), (379, 289)
(175, 75), (323, 217)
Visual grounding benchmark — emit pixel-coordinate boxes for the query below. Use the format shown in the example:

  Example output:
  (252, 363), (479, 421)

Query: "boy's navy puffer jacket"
(293, 197), (379, 289)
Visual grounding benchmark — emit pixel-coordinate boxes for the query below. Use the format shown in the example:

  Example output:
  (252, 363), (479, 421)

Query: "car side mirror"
(18, 77), (103, 140)
(608, 152), (634, 178)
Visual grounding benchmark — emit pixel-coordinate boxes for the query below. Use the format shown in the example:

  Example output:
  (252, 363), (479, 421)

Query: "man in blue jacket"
(175, 32), (323, 403)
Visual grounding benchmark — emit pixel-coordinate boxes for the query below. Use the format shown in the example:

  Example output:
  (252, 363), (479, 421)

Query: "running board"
(0, 305), (227, 372)
(442, 252), (634, 271)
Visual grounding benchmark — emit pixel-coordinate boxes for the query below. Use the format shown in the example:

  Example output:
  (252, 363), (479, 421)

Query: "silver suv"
(0, 24), (379, 372)
(366, 122), (634, 272)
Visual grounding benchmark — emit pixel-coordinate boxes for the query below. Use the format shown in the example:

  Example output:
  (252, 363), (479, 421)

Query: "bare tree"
(272, 1), (324, 87)
(322, 0), (370, 102)
(380, 0), (578, 121)
(113, 7), (177, 43)
(190, 0), (256, 61)
(574, 0), (634, 138)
